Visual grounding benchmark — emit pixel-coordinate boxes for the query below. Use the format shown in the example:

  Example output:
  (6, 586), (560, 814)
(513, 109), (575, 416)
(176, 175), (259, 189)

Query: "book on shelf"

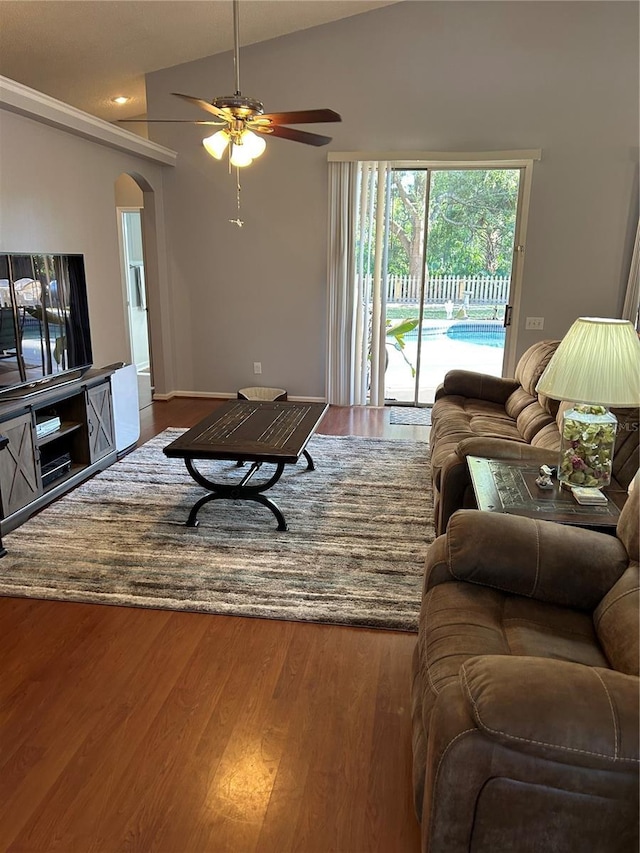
(36, 415), (61, 438)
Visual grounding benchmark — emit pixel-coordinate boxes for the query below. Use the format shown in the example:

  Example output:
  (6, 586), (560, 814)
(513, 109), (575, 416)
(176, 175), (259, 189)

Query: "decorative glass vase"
(558, 404), (617, 488)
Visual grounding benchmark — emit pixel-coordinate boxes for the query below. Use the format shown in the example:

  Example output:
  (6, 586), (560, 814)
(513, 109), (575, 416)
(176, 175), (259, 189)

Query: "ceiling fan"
(120, 0), (341, 169)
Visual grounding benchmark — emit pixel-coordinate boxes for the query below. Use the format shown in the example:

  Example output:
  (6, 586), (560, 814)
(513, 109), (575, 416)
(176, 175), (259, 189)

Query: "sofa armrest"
(420, 659), (639, 852)
(438, 370), (519, 405)
(426, 509), (629, 610)
(461, 655), (639, 770)
(455, 436), (557, 465)
(434, 437), (561, 535)
(434, 450), (477, 535)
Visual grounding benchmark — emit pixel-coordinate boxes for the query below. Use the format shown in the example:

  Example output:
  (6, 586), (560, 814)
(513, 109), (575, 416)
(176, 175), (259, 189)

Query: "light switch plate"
(525, 317), (545, 330)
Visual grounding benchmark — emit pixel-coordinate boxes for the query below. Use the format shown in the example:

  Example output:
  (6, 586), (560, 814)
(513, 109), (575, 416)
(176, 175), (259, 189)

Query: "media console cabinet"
(0, 366), (118, 535)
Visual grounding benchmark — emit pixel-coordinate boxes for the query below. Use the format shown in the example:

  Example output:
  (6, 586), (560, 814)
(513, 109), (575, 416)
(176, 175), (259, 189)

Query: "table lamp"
(535, 317), (640, 488)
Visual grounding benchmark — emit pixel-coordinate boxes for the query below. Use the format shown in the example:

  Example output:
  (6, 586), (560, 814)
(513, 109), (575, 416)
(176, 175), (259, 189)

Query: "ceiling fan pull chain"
(229, 168), (244, 227)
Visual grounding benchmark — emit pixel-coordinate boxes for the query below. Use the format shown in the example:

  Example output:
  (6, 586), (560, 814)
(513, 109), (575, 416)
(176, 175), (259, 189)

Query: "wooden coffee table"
(163, 400), (328, 530)
(467, 455), (626, 531)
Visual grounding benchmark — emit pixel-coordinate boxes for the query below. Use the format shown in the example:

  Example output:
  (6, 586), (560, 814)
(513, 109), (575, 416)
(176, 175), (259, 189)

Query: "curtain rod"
(327, 149), (542, 164)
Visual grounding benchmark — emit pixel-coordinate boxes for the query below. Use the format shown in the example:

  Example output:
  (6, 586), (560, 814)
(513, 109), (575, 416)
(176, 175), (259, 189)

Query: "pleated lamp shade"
(536, 317), (640, 406)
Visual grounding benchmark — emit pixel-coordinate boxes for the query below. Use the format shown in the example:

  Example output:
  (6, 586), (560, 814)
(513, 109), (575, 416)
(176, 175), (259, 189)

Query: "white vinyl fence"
(380, 274), (511, 305)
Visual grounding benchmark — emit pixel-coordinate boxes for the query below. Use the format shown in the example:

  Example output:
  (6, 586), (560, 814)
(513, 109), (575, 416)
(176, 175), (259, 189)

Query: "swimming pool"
(405, 321), (505, 348)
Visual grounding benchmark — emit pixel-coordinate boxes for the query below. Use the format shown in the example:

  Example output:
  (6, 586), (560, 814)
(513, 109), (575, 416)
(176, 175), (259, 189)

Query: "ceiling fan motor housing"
(211, 95), (264, 118)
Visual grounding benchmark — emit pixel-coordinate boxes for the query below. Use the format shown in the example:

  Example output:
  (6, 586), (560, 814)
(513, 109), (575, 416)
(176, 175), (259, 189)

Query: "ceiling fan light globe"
(230, 142), (254, 168)
(241, 129), (266, 159)
(203, 129), (230, 159)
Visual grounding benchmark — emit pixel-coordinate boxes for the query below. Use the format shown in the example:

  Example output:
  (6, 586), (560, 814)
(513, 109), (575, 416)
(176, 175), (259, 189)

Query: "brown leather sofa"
(411, 484), (639, 853)
(430, 340), (639, 534)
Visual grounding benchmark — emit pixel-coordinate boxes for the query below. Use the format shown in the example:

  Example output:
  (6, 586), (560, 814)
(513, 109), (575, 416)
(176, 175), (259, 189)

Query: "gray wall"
(0, 109), (175, 394)
(115, 173), (144, 208)
(146, 0), (639, 398)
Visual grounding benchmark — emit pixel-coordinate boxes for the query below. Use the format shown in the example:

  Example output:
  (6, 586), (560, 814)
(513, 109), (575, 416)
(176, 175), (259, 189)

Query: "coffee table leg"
(186, 493), (216, 528)
(186, 492), (287, 531)
(184, 458), (289, 530)
(248, 495), (288, 531)
(302, 449), (315, 471)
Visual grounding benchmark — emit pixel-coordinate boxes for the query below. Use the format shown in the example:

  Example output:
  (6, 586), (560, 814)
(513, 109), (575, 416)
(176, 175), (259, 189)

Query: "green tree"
(388, 170), (427, 279)
(427, 169), (519, 276)
(386, 168), (519, 278)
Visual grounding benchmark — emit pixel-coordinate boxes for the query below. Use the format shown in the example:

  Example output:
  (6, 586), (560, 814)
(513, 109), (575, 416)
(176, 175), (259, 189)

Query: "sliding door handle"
(503, 305), (513, 327)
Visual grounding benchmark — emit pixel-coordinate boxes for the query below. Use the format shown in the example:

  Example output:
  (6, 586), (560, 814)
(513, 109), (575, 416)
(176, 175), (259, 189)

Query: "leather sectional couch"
(411, 484), (640, 852)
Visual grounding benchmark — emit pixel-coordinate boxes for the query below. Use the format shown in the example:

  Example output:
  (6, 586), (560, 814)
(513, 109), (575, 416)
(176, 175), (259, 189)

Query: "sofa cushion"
(435, 370), (519, 405)
(516, 401), (556, 442)
(555, 400), (572, 431)
(464, 415), (523, 441)
(514, 339), (560, 396)
(618, 480), (639, 563)
(530, 422), (562, 450)
(504, 386), (537, 419)
(611, 409), (640, 488)
(431, 395), (515, 432)
(537, 391), (561, 416)
(594, 565), (640, 677)
(430, 396), (524, 487)
(417, 580), (608, 723)
(461, 655), (640, 769)
(430, 399), (523, 438)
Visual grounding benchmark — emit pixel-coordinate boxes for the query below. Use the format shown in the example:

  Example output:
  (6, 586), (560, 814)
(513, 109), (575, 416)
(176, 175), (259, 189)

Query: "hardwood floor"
(0, 400), (427, 853)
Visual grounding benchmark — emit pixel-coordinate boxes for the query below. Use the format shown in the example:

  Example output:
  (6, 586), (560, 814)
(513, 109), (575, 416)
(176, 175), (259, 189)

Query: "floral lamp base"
(559, 404), (617, 488)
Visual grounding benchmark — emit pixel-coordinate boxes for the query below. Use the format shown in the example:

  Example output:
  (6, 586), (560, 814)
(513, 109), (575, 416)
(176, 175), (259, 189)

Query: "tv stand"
(0, 366), (118, 537)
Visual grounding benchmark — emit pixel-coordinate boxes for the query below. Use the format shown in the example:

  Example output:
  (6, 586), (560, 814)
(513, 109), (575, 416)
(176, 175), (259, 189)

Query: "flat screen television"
(0, 253), (93, 400)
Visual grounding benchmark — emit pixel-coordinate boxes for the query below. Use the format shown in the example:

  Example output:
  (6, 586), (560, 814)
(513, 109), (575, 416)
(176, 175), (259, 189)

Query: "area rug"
(0, 431), (433, 631)
(389, 406), (432, 426)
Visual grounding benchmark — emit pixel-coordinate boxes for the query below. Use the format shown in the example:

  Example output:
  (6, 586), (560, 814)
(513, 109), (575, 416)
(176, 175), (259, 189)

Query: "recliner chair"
(411, 483), (639, 852)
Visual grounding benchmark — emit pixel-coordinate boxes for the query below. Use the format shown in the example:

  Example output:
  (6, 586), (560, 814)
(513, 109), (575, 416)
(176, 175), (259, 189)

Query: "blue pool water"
(446, 322), (505, 347)
(405, 321), (505, 348)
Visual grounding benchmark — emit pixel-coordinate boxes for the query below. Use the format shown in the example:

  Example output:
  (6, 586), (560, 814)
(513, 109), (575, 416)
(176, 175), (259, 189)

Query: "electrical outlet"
(525, 317), (545, 331)
(253, 362), (262, 374)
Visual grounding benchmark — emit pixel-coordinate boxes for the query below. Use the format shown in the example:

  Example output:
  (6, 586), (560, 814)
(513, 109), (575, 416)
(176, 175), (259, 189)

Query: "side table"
(467, 455), (627, 531)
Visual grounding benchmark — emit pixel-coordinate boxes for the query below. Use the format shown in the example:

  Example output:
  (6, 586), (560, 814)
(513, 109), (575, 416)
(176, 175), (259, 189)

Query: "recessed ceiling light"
(112, 96), (130, 105)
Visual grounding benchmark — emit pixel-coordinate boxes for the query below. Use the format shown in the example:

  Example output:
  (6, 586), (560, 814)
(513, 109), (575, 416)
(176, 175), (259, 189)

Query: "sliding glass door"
(383, 167), (522, 405)
(325, 153), (537, 409)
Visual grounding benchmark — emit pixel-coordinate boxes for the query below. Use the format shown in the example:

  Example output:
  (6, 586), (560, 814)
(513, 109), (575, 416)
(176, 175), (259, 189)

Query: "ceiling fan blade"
(258, 125), (333, 147)
(171, 93), (230, 121)
(256, 109), (341, 126)
(118, 119), (225, 125)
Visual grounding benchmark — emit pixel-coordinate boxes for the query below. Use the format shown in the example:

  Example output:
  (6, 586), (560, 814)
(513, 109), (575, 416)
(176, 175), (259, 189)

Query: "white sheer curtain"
(622, 219), (640, 330)
(326, 160), (390, 406)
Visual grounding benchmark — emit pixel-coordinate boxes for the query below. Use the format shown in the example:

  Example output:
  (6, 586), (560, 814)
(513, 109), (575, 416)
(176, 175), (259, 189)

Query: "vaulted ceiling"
(0, 1), (398, 122)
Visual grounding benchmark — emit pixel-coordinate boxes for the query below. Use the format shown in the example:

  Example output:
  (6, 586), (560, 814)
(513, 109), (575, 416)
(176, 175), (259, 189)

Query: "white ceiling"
(0, 0), (399, 121)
